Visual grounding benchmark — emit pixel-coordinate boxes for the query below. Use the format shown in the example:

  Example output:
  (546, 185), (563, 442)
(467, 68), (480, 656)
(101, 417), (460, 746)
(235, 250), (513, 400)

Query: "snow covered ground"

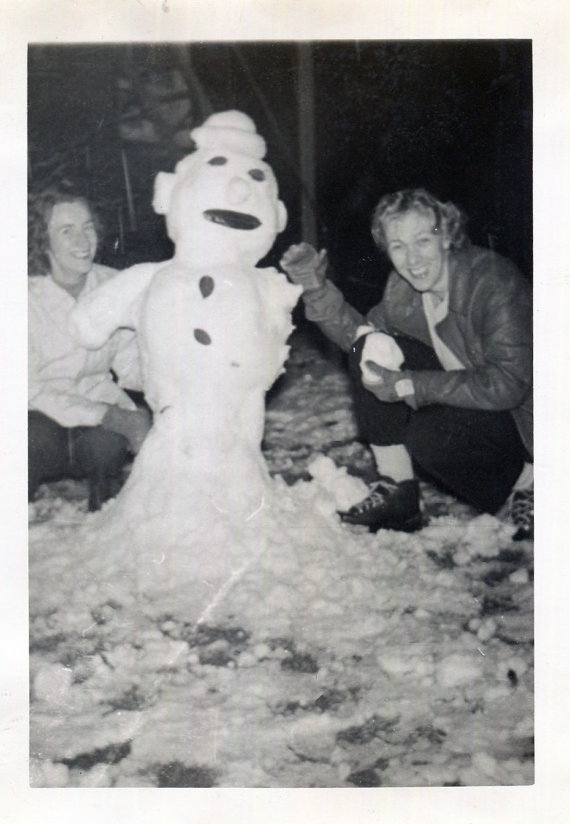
(28, 326), (534, 788)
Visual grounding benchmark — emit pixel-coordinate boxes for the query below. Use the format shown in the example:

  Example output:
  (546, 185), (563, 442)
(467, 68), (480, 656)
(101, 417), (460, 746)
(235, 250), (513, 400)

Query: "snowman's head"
(153, 111), (287, 266)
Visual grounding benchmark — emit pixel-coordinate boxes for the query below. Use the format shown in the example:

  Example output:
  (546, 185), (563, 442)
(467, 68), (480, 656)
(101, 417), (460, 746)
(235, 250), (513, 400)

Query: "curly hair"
(28, 181), (102, 276)
(370, 188), (469, 254)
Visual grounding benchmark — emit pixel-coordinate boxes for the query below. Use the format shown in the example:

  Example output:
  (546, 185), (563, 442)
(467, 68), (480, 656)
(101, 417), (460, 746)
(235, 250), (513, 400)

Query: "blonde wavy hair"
(370, 188), (468, 253)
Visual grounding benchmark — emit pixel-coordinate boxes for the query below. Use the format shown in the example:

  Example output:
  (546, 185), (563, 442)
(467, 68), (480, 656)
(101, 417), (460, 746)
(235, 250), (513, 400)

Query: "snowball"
(78, 763), (113, 787)
(484, 684), (512, 702)
(314, 495), (338, 519)
(287, 714), (339, 762)
(453, 548), (471, 566)
(378, 654), (412, 677)
(509, 568), (529, 584)
(307, 454), (369, 511)
(307, 454), (339, 483)
(30, 759), (70, 788)
(336, 762), (353, 782)
(436, 654), (483, 688)
(498, 656), (529, 681)
(253, 643), (272, 660)
(435, 571), (457, 588)
(378, 652), (434, 678)
(33, 664), (73, 705)
(472, 751), (497, 778)
(459, 514), (502, 558)
(514, 716), (534, 737)
(360, 331), (405, 377)
(237, 651), (258, 668)
(476, 617), (497, 642)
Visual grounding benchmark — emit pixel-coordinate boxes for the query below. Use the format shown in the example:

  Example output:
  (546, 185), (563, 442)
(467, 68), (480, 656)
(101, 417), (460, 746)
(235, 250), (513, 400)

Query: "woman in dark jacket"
(280, 188), (533, 538)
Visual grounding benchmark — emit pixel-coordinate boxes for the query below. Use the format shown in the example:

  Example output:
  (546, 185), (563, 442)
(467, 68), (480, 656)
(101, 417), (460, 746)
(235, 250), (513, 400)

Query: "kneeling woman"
(280, 188), (533, 538)
(28, 184), (151, 511)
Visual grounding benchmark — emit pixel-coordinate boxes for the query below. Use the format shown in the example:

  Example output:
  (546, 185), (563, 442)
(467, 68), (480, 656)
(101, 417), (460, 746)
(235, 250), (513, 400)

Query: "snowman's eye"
(208, 156), (227, 165)
(249, 169), (265, 181)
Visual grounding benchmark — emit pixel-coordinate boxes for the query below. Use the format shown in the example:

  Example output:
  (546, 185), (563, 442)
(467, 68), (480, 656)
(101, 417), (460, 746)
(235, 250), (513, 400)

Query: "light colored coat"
(28, 264), (143, 427)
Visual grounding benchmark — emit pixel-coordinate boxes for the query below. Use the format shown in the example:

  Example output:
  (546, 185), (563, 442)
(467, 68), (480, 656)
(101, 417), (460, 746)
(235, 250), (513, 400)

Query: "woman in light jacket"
(28, 183), (151, 511)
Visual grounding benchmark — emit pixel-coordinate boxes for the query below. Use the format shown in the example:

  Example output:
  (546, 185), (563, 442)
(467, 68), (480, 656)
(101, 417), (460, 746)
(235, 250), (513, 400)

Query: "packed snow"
(29, 326), (534, 788)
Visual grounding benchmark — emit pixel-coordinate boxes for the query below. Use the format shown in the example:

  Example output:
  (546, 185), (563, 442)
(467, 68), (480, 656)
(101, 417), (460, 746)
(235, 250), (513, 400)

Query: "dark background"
(28, 41), (532, 312)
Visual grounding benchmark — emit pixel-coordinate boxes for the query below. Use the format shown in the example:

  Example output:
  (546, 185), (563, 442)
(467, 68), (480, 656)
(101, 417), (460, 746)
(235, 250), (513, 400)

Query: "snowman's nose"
(227, 177), (251, 205)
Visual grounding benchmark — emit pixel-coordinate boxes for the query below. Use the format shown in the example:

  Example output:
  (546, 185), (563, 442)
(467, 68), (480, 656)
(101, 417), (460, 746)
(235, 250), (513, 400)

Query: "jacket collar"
(447, 245), (479, 316)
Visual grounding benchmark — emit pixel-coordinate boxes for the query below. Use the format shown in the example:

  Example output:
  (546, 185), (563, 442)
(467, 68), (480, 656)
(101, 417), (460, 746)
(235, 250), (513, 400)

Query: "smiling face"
(165, 149), (287, 266)
(382, 207), (450, 296)
(47, 200), (97, 296)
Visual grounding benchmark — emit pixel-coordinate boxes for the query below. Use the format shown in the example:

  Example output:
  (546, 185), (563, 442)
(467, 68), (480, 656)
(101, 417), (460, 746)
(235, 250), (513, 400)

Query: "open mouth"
(203, 210), (261, 230)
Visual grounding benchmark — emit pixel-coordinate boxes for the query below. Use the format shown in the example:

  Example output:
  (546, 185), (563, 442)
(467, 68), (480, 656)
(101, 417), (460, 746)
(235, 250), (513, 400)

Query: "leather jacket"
(301, 244), (533, 457)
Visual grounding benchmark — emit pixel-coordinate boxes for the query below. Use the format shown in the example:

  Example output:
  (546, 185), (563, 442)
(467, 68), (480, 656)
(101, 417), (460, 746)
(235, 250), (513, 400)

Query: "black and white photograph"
(27, 37), (535, 789)
(2, 0), (569, 821)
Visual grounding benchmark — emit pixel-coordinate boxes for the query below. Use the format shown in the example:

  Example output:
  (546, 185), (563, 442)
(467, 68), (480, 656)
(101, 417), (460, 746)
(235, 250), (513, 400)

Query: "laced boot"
(511, 484), (533, 541)
(340, 475), (423, 533)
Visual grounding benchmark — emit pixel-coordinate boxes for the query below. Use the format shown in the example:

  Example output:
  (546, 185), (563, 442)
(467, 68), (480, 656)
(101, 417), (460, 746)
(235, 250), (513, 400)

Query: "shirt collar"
(47, 265), (99, 302)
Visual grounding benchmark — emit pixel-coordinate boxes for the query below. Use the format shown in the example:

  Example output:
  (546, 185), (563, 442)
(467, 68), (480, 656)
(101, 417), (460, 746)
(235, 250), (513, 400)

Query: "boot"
(511, 485), (533, 541)
(340, 475), (423, 533)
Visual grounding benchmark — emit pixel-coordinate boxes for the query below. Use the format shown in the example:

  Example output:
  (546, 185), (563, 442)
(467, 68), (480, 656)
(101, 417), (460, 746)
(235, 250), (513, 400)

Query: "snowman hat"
(190, 110), (267, 160)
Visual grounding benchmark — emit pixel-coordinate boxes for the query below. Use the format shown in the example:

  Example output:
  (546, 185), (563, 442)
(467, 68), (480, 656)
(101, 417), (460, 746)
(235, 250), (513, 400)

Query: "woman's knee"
(28, 412), (70, 496)
(71, 426), (129, 477)
(29, 410), (65, 449)
(404, 406), (524, 512)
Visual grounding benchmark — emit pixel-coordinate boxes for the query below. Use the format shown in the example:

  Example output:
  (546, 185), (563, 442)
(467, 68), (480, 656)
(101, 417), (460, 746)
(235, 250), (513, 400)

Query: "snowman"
(72, 111), (301, 540)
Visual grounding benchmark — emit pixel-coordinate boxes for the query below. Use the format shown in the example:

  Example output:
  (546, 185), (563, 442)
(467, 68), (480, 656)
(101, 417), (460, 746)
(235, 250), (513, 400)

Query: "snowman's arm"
(71, 262), (164, 348)
(110, 328), (144, 392)
(257, 267), (302, 327)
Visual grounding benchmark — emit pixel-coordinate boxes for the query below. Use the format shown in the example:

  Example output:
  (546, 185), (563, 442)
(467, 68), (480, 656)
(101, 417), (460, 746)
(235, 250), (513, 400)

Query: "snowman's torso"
(138, 259), (297, 422)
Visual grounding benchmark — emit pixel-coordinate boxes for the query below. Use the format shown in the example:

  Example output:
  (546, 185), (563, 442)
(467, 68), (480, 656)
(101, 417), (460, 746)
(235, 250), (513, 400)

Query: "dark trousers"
(28, 410), (129, 510)
(349, 335), (526, 514)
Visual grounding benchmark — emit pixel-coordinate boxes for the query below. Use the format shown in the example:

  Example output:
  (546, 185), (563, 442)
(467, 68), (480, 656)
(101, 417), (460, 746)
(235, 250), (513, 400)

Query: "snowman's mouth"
(203, 210), (261, 230)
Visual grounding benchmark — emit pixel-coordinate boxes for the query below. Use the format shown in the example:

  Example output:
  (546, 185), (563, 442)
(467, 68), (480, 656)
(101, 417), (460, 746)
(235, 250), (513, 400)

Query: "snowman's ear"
(152, 172), (177, 215)
(277, 200), (288, 233)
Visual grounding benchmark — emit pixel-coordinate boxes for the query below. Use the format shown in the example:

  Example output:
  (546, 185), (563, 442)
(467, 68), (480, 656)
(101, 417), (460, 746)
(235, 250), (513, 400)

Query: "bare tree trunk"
(297, 43), (317, 246)
(175, 44), (213, 124)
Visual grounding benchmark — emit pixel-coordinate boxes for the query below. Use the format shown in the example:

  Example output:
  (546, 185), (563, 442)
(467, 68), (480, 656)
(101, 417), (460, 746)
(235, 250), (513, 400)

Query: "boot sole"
(369, 513), (424, 534)
(342, 512), (424, 534)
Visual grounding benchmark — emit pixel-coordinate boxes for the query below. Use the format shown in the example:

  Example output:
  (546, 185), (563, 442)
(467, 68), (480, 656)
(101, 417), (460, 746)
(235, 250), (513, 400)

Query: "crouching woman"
(28, 184), (151, 511)
(280, 188), (533, 538)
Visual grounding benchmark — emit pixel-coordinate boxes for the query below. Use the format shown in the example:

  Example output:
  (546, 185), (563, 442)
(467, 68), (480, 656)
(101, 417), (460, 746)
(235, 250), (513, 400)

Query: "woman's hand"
(362, 361), (417, 409)
(279, 243), (328, 291)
